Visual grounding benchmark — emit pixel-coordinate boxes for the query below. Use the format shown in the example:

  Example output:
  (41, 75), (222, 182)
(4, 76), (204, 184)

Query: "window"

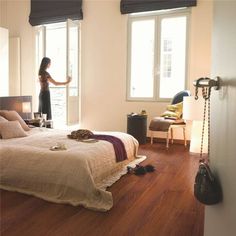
(35, 20), (80, 128)
(127, 10), (189, 101)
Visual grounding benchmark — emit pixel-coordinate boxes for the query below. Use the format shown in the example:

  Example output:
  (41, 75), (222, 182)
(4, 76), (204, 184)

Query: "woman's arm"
(48, 76), (72, 86)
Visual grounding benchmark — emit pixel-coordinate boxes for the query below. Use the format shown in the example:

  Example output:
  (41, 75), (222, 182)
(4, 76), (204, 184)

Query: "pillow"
(0, 120), (28, 139)
(161, 102), (183, 119)
(0, 115), (8, 122)
(0, 115), (8, 138)
(166, 102), (183, 113)
(161, 111), (179, 119)
(0, 110), (30, 131)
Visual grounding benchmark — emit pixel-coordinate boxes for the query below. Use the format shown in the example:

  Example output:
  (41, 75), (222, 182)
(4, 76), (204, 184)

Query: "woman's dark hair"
(38, 57), (51, 75)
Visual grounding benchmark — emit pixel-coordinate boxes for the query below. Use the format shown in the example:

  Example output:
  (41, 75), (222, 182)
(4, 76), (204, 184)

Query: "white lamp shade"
(22, 102), (31, 113)
(190, 120), (208, 153)
(183, 96), (206, 121)
(183, 96), (209, 154)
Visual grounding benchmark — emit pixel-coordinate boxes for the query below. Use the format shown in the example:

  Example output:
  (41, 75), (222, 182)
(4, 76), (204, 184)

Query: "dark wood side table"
(127, 114), (147, 144)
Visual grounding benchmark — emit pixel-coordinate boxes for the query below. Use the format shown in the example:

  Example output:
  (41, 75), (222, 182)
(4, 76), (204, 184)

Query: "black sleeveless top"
(39, 71), (50, 91)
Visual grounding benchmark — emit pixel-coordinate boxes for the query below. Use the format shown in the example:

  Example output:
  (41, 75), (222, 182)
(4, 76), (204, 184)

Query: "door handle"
(193, 76), (220, 90)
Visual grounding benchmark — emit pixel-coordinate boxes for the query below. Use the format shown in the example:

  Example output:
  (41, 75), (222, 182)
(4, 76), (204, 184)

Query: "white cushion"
(0, 110), (30, 131)
(0, 121), (28, 139)
(0, 115), (8, 122)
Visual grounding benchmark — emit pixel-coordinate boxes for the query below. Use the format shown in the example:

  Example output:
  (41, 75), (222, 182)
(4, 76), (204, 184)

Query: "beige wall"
(189, 0), (213, 92)
(0, 0), (2, 24)
(1, 0), (213, 140)
(0, 0), (5, 26)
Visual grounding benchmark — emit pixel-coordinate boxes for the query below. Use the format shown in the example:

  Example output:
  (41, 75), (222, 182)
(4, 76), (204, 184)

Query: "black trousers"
(38, 90), (52, 120)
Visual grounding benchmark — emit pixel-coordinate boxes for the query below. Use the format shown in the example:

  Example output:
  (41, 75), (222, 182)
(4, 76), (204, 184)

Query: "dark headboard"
(0, 96), (32, 119)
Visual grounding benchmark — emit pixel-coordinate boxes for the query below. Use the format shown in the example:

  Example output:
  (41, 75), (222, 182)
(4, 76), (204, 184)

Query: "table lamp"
(22, 102), (31, 120)
(183, 96), (208, 153)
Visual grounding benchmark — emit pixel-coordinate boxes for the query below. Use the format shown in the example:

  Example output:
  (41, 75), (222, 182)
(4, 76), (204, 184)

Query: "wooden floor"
(0, 143), (204, 236)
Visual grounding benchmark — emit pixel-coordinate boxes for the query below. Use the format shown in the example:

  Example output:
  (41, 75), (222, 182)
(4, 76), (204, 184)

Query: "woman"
(38, 57), (71, 120)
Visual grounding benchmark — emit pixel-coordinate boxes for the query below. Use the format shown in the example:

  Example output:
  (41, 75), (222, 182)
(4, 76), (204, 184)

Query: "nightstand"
(127, 114), (147, 144)
(24, 119), (53, 128)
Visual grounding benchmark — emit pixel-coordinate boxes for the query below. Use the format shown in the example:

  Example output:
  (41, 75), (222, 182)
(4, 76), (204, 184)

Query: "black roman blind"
(120, 0), (197, 14)
(29, 0), (83, 26)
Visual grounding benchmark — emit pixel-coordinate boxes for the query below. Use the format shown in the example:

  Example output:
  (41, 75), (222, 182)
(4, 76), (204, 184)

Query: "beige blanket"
(0, 128), (146, 211)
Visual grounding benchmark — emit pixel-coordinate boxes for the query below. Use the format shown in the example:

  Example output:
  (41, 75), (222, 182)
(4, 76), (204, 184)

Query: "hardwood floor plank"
(0, 143), (204, 236)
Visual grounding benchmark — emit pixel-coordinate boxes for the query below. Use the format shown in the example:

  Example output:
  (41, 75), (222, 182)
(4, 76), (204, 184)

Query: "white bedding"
(0, 128), (145, 211)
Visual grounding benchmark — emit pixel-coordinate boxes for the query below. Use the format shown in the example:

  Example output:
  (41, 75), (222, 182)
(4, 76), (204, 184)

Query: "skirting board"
(146, 137), (190, 146)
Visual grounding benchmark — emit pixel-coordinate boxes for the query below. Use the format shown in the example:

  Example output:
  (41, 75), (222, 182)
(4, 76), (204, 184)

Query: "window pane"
(130, 19), (155, 98)
(46, 23), (66, 126)
(159, 16), (187, 99)
(46, 24), (66, 82)
(50, 87), (66, 127)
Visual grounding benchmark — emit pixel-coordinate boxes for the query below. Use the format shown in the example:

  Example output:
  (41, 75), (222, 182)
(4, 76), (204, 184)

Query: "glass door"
(46, 22), (67, 127)
(67, 19), (80, 125)
(36, 20), (80, 128)
(35, 26), (45, 108)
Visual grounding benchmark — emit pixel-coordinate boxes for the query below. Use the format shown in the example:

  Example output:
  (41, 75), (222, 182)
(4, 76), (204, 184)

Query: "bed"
(0, 97), (145, 211)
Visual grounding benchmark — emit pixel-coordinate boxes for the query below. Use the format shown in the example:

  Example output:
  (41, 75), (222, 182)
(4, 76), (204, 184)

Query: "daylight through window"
(127, 10), (189, 101)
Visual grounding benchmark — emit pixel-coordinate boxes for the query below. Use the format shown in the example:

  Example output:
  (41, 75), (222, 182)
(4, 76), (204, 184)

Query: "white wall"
(9, 37), (21, 95)
(1, 0), (212, 140)
(204, 1), (236, 235)
(0, 0), (36, 107)
(81, 0), (213, 137)
(0, 27), (9, 96)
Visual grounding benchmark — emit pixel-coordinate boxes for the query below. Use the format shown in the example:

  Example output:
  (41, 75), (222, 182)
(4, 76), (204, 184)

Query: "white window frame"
(126, 8), (190, 102)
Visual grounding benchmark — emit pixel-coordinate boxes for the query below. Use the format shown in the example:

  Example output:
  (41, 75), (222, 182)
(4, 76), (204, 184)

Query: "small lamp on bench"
(22, 102), (31, 120)
(183, 96), (208, 153)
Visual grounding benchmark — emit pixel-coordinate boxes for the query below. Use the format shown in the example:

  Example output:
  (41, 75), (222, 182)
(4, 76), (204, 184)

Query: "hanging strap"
(195, 84), (211, 163)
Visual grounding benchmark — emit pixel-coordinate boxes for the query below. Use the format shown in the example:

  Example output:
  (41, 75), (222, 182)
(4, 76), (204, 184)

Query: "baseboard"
(146, 137), (190, 145)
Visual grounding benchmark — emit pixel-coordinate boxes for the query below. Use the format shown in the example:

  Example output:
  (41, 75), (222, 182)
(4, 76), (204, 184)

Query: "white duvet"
(0, 128), (145, 211)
